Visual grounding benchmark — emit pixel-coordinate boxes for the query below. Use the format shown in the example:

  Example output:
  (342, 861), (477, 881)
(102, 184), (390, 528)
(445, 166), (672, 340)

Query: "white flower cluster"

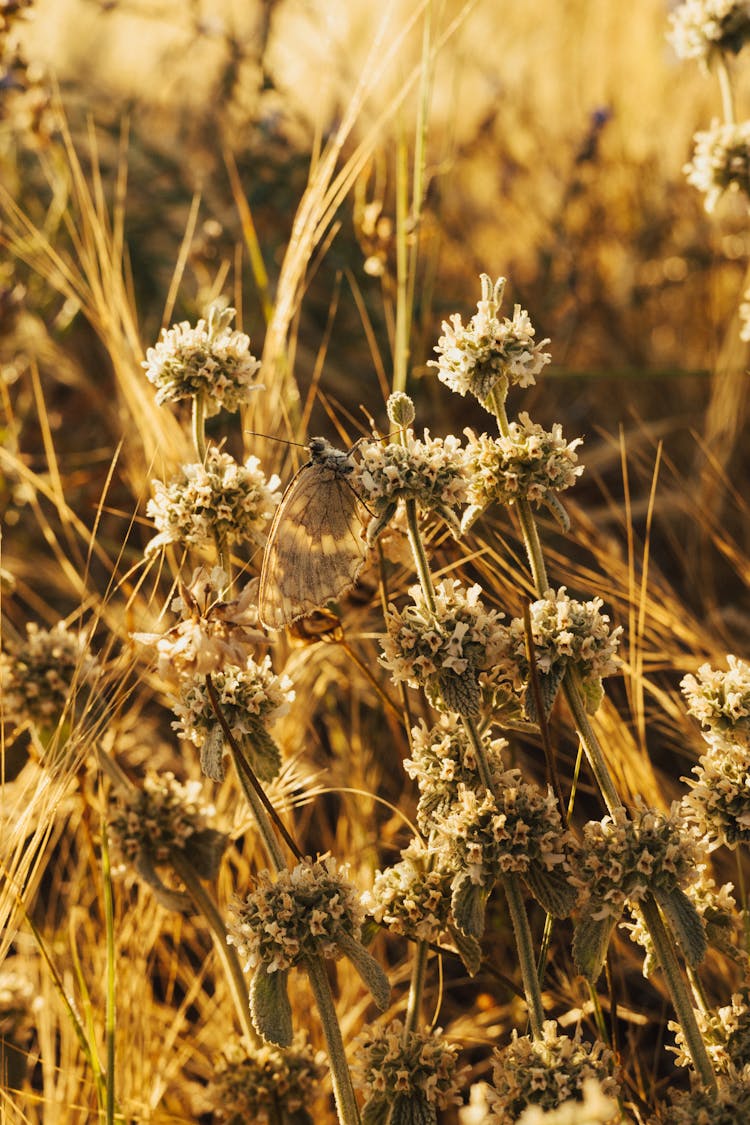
(210, 1038), (325, 1124)
(682, 656), (750, 747)
(362, 838), (455, 944)
(146, 447), (281, 554)
(353, 1019), (466, 1118)
(668, 0), (750, 63)
(684, 119), (750, 212)
(429, 275), (551, 404)
(0, 620), (99, 728)
(143, 303), (261, 415)
(109, 771), (214, 865)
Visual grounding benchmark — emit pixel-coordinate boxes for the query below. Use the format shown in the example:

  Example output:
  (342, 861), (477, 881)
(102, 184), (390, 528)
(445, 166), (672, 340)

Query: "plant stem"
(305, 954), (362, 1125)
(502, 873), (545, 1038)
(460, 713), (495, 792)
(404, 937), (428, 1034)
(192, 392), (207, 462)
(639, 895), (717, 1092)
(171, 852), (259, 1049)
(716, 53), (735, 124)
(100, 817), (116, 1125)
(562, 667), (623, 816)
(404, 500), (436, 611)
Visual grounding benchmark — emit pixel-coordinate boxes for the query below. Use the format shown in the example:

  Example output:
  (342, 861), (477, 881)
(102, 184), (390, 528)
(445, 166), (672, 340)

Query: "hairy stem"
(305, 954), (362, 1125)
(502, 872), (545, 1038)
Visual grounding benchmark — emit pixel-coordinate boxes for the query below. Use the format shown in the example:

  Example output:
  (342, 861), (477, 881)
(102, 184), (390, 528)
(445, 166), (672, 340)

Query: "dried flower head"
(133, 568), (265, 679)
(681, 656), (750, 748)
(209, 1038), (325, 1125)
(143, 303), (260, 415)
(505, 587), (622, 718)
(429, 274), (551, 406)
(380, 579), (509, 717)
(354, 429), (470, 540)
(405, 714), (508, 829)
(668, 0), (750, 63)
(363, 837), (456, 945)
(656, 1071), (750, 1125)
(0, 620), (99, 730)
(463, 415), (583, 532)
(146, 447), (281, 554)
(353, 1019), (465, 1123)
(172, 656), (294, 782)
(486, 1021), (619, 1124)
(684, 119), (750, 212)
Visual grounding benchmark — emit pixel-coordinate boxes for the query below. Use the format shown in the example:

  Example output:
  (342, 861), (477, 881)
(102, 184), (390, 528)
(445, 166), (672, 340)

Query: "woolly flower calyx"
(463, 414), (583, 532)
(670, 991), (750, 1073)
(486, 1021), (619, 1124)
(684, 118), (750, 212)
(505, 587), (621, 719)
(363, 837), (456, 946)
(656, 1071), (750, 1125)
(143, 302), (261, 415)
(683, 740), (750, 849)
(0, 620), (100, 730)
(380, 579), (508, 717)
(353, 1019), (466, 1125)
(429, 274), (551, 407)
(209, 1037), (325, 1125)
(133, 567), (264, 679)
(146, 447), (281, 554)
(172, 656), (294, 783)
(355, 429), (470, 539)
(681, 655), (750, 748)
(667, 0), (750, 64)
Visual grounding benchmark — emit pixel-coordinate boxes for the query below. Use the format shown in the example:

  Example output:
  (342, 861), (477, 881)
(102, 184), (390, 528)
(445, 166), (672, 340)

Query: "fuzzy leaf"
(541, 490), (571, 533)
(200, 724), (226, 782)
(250, 966), (293, 1046)
(338, 933), (390, 1011)
(451, 874), (489, 941)
(134, 853), (193, 913)
(653, 885), (708, 969)
(448, 924), (483, 976)
(525, 662), (567, 724)
(579, 675), (605, 716)
(245, 721), (283, 782)
(391, 1093), (436, 1125)
(437, 670), (481, 717)
(362, 1098), (391, 1125)
(181, 827), (228, 881)
(434, 501), (463, 540)
(523, 862), (577, 919)
(572, 911), (618, 982)
(366, 501), (398, 545)
(460, 503), (485, 535)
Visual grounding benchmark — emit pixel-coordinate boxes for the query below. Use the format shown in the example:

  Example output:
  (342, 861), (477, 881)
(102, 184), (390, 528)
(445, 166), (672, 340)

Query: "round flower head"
(146, 447), (281, 555)
(405, 714), (508, 830)
(463, 415), (583, 533)
(682, 740), (750, 849)
(681, 656), (750, 749)
(353, 1019), (465, 1124)
(0, 620), (100, 731)
(429, 274), (551, 407)
(656, 1072), (750, 1125)
(109, 771), (227, 910)
(209, 1037), (325, 1125)
(667, 1), (750, 64)
(229, 856), (389, 1046)
(380, 579), (509, 717)
(486, 1021), (619, 1124)
(172, 655), (294, 783)
(684, 119), (750, 212)
(143, 302), (261, 415)
(571, 803), (707, 982)
(670, 991), (750, 1074)
(363, 837), (456, 945)
(354, 429), (470, 540)
(133, 567), (265, 679)
(504, 587), (621, 719)
(437, 778), (577, 941)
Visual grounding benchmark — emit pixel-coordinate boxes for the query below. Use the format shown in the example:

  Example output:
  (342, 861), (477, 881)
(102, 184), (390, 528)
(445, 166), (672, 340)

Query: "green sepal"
(338, 932), (390, 1011)
(448, 923), (482, 976)
(451, 874), (489, 941)
(572, 910), (618, 982)
(245, 721), (283, 782)
(523, 861), (577, 919)
(180, 827), (228, 881)
(200, 724), (225, 782)
(653, 885), (707, 969)
(437, 670), (481, 718)
(525, 661), (567, 724)
(250, 965), (293, 1046)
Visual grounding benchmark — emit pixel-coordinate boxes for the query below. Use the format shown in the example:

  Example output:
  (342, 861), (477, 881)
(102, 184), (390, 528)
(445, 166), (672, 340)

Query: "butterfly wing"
(258, 459), (370, 629)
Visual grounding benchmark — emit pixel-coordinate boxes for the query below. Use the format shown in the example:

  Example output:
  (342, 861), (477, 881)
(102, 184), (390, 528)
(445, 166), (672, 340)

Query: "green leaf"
(134, 853), (193, 913)
(523, 862), (577, 919)
(250, 966), (293, 1046)
(572, 911), (618, 982)
(181, 827), (228, 881)
(366, 501), (398, 545)
(338, 933), (390, 1011)
(391, 1093), (436, 1125)
(200, 724), (225, 782)
(653, 885), (707, 969)
(362, 1097), (391, 1125)
(448, 924), (482, 976)
(451, 874), (489, 941)
(245, 721), (283, 782)
(541, 490), (571, 533)
(579, 676), (604, 716)
(525, 662), (566, 724)
(437, 670), (481, 717)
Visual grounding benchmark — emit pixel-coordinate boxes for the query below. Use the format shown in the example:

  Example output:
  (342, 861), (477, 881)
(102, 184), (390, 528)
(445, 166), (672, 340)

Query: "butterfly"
(258, 437), (372, 629)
